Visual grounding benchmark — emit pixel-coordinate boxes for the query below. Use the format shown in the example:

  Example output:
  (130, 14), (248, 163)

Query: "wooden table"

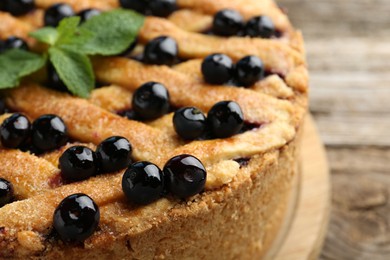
(277, 0), (390, 259)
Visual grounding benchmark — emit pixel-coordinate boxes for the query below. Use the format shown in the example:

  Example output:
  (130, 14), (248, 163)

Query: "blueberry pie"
(0, 0), (308, 259)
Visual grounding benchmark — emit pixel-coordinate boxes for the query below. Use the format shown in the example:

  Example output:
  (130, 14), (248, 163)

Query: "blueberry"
(117, 109), (140, 121)
(0, 178), (14, 207)
(53, 193), (100, 242)
(59, 146), (98, 181)
(31, 114), (68, 151)
(143, 36), (178, 66)
(149, 0), (176, 17)
(1, 37), (29, 52)
(235, 56), (264, 87)
(77, 8), (101, 23)
(44, 3), (75, 27)
(0, 113), (31, 149)
(2, 0), (35, 16)
(96, 136), (132, 173)
(201, 54), (234, 85)
(0, 98), (6, 115)
(163, 154), (206, 198)
(132, 82), (170, 120)
(119, 0), (148, 13)
(47, 63), (68, 92)
(245, 16), (275, 38)
(173, 107), (206, 140)
(212, 9), (244, 36)
(207, 101), (244, 138)
(122, 161), (164, 205)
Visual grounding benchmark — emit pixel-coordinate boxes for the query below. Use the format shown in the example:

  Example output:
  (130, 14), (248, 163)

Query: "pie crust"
(0, 0), (308, 258)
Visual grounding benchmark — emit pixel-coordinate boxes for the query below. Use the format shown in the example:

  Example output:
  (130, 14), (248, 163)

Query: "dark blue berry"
(77, 8), (101, 23)
(245, 16), (275, 38)
(143, 36), (178, 66)
(0, 178), (14, 207)
(0, 113), (31, 148)
(119, 0), (148, 13)
(0, 98), (6, 115)
(44, 3), (75, 27)
(96, 136), (132, 173)
(47, 63), (68, 92)
(31, 114), (68, 151)
(53, 193), (100, 242)
(1, 37), (29, 52)
(122, 161), (164, 205)
(117, 109), (140, 121)
(59, 146), (98, 181)
(163, 154), (206, 198)
(173, 107), (206, 140)
(2, 0), (35, 16)
(149, 0), (176, 17)
(132, 82), (170, 120)
(201, 54), (234, 85)
(212, 9), (244, 36)
(207, 101), (244, 138)
(235, 56), (264, 87)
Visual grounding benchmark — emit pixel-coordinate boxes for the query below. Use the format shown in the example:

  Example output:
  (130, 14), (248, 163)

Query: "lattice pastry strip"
(0, 148), (60, 199)
(139, 17), (304, 75)
(173, 59), (296, 98)
(93, 57), (297, 122)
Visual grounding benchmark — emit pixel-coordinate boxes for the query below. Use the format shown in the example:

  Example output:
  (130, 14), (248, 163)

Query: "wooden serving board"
(266, 115), (331, 259)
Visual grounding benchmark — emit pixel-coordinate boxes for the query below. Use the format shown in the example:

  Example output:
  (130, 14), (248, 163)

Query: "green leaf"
(49, 47), (94, 98)
(55, 16), (94, 51)
(29, 27), (58, 45)
(0, 49), (46, 89)
(80, 9), (144, 55)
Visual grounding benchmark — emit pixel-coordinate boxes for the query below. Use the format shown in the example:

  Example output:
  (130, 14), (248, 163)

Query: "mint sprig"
(0, 9), (144, 97)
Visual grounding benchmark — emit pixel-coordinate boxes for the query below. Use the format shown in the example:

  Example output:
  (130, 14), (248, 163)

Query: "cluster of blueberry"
(52, 152), (206, 242)
(43, 4), (101, 27)
(117, 82), (246, 141)
(0, 0), (100, 26)
(212, 9), (276, 39)
(173, 101), (244, 140)
(202, 54), (265, 86)
(59, 136), (133, 181)
(0, 113), (68, 152)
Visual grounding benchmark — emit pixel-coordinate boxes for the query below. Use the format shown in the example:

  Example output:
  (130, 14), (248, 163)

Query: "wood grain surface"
(277, 0), (390, 259)
(273, 115), (330, 260)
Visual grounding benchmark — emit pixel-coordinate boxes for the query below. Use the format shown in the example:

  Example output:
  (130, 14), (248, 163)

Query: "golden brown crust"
(0, 0), (308, 258)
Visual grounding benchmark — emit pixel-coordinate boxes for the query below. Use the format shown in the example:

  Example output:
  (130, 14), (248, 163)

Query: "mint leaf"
(80, 9), (144, 55)
(55, 16), (81, 44)
(29, 27), (58, 45)
(0, 49), (46, 89)
(55, 16), (94, 51)
(49, 47), (94, 98)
